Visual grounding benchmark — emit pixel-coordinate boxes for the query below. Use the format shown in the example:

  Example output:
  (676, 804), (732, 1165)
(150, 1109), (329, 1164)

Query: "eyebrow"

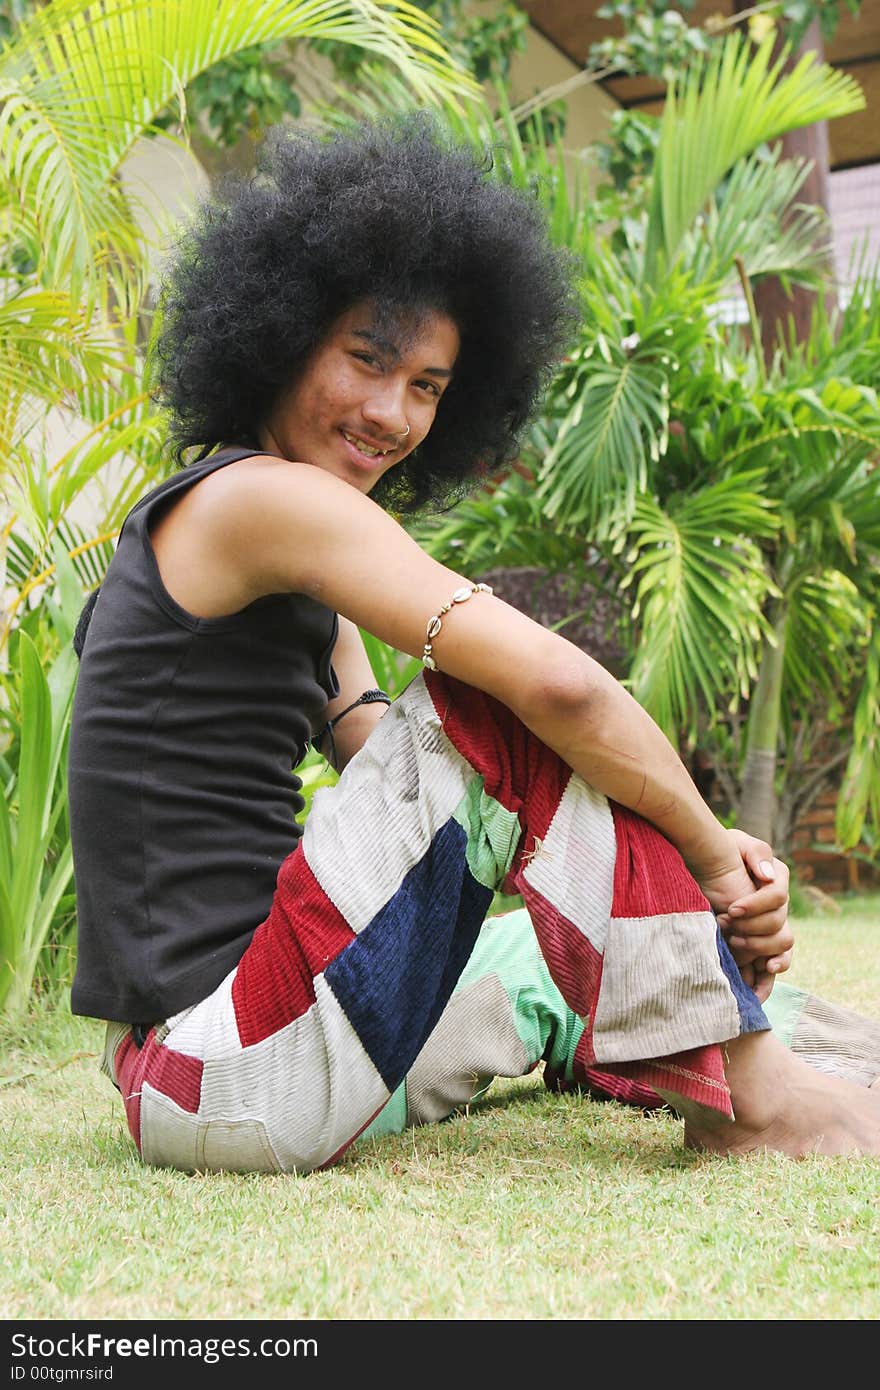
(353, 329), (454, 379)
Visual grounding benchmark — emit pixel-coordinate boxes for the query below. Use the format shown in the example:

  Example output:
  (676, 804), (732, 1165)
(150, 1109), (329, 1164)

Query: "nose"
(361, 377), (408, 440)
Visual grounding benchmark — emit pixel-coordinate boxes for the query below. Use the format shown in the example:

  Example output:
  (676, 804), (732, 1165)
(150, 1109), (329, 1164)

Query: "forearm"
(214, 471), (738, 875)
(315, 614), (390, 773)
(327, 703), (389, 773)
(511, 652), (739, 883)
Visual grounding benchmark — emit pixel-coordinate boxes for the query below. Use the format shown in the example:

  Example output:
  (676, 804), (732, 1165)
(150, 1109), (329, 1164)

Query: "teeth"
(343, 431), (387, 457)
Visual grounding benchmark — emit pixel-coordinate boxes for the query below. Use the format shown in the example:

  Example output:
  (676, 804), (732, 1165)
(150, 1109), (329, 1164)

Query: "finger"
(727, 924), (794, 957)
(718, 906), (787, 933)
(720, 906), (790, 939)
(725, 920), (794, 969)
(771, 856), (790, 891)
(729, 944), (775, 967)
(722, 906), (795, 939)
(753, 971), (775, 1003)
(725, 907), (792, 940)
(738, 958), (775, 1001)
(723, 882), (789, 920)
(736, 837), (776, 884)
(726, 935), (778, 968)
(730, 942), (793, 971)
(765, 948), (793, 975)
(745, 956), (775, 1002)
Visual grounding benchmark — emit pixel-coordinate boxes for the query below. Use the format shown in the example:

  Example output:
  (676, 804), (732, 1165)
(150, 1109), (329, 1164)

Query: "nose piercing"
(400, 423), (411, 440)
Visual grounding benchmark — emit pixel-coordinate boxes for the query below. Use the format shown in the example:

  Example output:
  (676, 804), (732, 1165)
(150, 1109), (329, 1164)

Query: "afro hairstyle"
(151, 113), (579, 512)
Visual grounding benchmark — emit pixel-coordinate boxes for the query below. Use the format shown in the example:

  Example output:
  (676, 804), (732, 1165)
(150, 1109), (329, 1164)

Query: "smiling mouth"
(341, 429), (394, 459)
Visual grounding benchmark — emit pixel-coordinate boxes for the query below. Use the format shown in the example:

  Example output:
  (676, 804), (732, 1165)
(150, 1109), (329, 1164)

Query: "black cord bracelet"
(329, 687), (392, 729)
(312, 688), (391, 764)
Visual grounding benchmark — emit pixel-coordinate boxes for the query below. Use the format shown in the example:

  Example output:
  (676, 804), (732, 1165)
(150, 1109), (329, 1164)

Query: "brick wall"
(790, 788), (880, 894)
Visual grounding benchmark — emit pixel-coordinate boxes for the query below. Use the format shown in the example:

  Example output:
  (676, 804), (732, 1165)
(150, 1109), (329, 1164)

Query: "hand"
(715, 830), (792, 1002)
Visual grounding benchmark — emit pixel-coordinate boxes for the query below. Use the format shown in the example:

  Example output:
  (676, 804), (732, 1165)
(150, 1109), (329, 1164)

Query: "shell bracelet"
(421, 582), (494, 669)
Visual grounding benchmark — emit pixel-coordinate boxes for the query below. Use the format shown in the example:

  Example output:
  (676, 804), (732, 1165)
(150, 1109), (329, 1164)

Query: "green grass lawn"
(2, 897), (879, 1321)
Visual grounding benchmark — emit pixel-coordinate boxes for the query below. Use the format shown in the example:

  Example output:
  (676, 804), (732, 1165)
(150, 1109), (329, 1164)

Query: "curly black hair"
(151, 114), (578, 512)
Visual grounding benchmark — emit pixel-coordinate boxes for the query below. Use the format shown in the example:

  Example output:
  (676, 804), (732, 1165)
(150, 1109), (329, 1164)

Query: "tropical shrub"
(0, 0), (474, 1012)
(415, 29), (880, 858)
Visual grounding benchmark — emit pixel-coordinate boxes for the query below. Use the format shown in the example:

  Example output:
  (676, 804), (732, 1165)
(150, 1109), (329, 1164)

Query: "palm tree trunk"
(737, 603), (787, 842)
(732, 6), (837, 368)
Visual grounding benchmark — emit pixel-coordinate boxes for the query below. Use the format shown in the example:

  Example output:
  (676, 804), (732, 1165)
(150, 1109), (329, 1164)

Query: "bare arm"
(157, 455), (752, 903)
(317, 616), (389, 773)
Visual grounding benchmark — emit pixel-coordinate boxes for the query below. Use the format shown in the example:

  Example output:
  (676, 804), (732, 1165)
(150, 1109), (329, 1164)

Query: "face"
(260, 302), (460, 493)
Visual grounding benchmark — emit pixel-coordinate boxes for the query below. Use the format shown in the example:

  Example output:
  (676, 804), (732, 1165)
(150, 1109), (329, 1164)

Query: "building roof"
(520, 1), (880, 169)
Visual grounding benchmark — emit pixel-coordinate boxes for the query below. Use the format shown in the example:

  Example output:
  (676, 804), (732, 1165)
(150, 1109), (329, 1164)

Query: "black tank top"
(68, 447), (339, 1022)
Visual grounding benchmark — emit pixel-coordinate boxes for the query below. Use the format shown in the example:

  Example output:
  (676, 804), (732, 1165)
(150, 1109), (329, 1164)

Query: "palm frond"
(2, 397), (168, 611)
(783, 258), (880, 383)
(683, 147), (830, 289)
(538, 356), (665, 534)
(645, 32), (864, 279)
(3, 519), (116, 631)
(716, 377), (880, 498)
(783, 571), (867, 706)
(56, 519), (116, 591)
(836, 626), (880, 853)
(0, 284), (120, 457)
(413, 461), (590, 575)
(0, 0), (477, 304)
(536, 268), (715, 532)
(623, 478), (778, 739)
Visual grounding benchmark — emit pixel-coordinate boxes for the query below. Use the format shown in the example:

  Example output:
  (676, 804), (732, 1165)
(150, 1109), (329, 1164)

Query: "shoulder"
(156, 451), (567, 718)
(165, 452), (412, 606)
(189, 453), (375, 534)
(192, 451), (396, 553)
(148, 453), (368, 618)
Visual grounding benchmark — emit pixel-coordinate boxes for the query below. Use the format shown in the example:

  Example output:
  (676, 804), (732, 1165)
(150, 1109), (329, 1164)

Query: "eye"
(414, 379), (441, 398)
(351, 350), (381, 369)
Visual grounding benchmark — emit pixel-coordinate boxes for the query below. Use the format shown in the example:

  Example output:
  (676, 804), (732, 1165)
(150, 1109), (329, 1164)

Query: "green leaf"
(625, 480), (777, 738)
(0, 0), (478, 307)
(644, 31), (864, 279)
(0, 623), (78, 1014)
(12, 631), (52, 915)
(836, 630), (880, 852)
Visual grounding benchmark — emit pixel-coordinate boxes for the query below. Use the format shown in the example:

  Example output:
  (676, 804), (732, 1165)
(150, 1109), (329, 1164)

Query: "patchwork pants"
(361, 909), (880, 1141)
(107, 671), (778, 1174)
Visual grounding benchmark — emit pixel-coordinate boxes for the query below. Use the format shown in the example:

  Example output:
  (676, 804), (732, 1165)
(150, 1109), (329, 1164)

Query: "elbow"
(513, 640), (612, 734)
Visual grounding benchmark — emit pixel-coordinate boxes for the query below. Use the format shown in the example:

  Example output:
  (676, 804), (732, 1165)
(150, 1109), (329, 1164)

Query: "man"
(69, 117), (880, 1173)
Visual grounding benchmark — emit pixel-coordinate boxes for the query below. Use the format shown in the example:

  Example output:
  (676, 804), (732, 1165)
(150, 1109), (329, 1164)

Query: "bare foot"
(660, 1031), (880, 1157)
